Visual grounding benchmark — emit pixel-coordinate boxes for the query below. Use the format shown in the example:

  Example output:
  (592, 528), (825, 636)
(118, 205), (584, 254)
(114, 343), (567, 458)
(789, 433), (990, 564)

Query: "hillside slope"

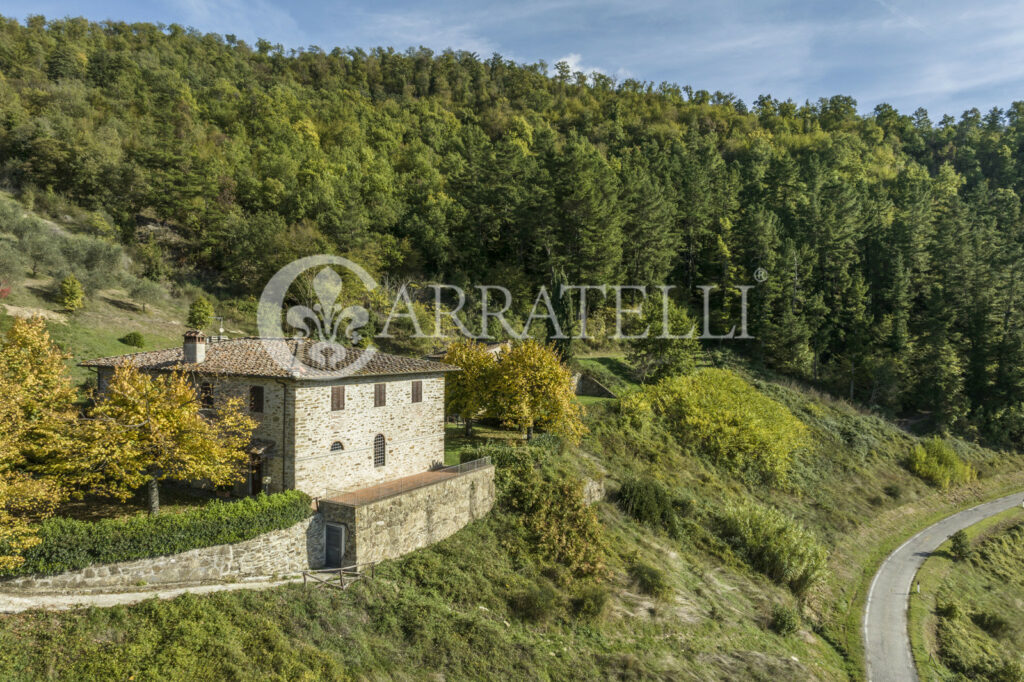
(0, 357), (1021, 681)
(0, 191), (253, 385)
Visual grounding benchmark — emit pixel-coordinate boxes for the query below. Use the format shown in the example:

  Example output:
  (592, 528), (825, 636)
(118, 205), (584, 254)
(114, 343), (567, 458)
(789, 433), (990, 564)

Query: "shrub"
(908, 437), (976, 490)
(622, 369), (808, 486)
(883, 484), (902, 500)
(769, 603), (800, 636)
(617, 476), (679, 536)
(188, 296), (214, 329)
(0, 491), (312, 578)
(628, 561), (671, 599)
(937, 601), (962, 620)
(490, 442), (605, 577)
(971, 611), (1011, 638)
(509, 579), (562, 622)
(120, 331), (145, 348)
(714, 502), (829, 596)
(950, 530), (971, 561)
(58, 273), (84, 312)
(570, 583), (609, 621)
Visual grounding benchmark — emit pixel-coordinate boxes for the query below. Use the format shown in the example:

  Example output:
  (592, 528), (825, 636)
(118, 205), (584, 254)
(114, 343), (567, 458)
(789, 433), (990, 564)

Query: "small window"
(411, 380), (422, 403)
(331, 385), (345, 411)
(330, 441), (344, 452)
(373, 434), (386, 467)
(250, 386), (264, 413)
(374, 383), (386, 407)
(200, 382), (214, 408)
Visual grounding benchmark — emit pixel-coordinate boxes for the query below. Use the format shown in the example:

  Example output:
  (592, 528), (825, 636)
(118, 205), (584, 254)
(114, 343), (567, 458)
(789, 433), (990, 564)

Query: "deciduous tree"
(67, 364), (256, 515)
(442, 339), (497, 436)
(491, 340), (585, 443)
(187, 296), (214, 329)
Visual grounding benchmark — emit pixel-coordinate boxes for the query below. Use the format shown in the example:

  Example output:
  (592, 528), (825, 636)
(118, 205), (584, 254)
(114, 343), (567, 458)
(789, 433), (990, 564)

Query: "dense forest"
(2, 15), (1024, 444)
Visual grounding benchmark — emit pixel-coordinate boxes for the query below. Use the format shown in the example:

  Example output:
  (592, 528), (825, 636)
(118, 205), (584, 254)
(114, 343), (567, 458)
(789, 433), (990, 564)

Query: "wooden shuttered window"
(374, 383), (386, 407)
(331, 385), (345, 411)
(411, 380), (422, 403)
(249, 386), (264, 413)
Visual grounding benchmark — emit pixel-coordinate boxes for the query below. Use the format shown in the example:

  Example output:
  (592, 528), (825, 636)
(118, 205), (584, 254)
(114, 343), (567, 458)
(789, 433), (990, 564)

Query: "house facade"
(84, 332), (457, 499)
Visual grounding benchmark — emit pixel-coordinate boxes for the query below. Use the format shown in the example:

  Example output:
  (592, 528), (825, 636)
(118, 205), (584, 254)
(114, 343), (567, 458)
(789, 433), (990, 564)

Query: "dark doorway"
(325, 524), (346, 568)
(249, 457), (263, 496)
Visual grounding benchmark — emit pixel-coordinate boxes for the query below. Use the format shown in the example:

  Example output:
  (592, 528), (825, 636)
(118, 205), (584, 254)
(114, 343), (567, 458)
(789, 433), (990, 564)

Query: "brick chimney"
(183, 330), (207, 364)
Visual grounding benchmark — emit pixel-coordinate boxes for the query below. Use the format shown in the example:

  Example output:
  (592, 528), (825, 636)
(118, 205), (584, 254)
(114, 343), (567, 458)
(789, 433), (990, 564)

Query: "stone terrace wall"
(1, 516), (325, 594)
(320, 465), (495, 565)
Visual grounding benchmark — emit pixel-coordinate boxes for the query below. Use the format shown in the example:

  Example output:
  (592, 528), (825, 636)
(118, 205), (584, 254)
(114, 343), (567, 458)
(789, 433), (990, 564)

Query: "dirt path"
(0, 576), (303, 614)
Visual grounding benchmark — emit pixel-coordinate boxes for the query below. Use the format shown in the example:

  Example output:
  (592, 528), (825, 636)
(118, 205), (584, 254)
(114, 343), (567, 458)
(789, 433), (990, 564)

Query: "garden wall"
(1, 516), (325, 594)
(320, 464), (495, 565)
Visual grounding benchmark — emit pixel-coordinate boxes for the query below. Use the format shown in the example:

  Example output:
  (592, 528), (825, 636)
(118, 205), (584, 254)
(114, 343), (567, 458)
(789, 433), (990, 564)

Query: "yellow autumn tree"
(442, 339), (498, 436)
(0, 317), (69, 569)
(67, 364), (257, 515)
(491, 339), (585, 444)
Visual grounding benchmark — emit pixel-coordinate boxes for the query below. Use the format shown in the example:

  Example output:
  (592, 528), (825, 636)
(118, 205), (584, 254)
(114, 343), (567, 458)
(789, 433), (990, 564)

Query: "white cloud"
(555, 53), (631, 81)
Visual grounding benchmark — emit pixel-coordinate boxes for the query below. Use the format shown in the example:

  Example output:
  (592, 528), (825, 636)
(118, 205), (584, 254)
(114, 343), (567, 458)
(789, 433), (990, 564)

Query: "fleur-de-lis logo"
(286, 267), (369, 346)
(258, 255), (379, 377)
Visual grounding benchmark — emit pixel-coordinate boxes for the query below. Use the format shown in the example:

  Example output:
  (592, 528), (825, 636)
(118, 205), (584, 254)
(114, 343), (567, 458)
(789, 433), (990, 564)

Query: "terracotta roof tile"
(81, 338), (459, 379)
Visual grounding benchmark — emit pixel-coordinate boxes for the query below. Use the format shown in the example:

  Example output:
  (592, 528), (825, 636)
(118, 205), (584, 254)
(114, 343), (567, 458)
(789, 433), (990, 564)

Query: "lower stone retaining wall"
(321, 465), (496, 565)
(1, 516), (325, 594)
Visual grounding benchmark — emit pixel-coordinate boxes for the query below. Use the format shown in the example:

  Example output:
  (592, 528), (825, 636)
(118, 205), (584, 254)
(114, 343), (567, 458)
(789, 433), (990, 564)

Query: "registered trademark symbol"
(754, 268), (768, 283)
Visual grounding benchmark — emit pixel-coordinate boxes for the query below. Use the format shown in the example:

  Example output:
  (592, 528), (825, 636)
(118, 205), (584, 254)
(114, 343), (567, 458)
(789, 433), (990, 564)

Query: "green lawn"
(443, 422), (525, 465)
(50, 486), (215, 522)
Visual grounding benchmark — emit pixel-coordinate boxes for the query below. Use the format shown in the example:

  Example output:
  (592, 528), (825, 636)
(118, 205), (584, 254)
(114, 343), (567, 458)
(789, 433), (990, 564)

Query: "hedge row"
(0, 491), (312, 578)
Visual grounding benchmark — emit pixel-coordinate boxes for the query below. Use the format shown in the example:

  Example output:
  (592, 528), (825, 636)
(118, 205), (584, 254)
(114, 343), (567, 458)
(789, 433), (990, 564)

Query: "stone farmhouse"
(82, 332), (495, 567)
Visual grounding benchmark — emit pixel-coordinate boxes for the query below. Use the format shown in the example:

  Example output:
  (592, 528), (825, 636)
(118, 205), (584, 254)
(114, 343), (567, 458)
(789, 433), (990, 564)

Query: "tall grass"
(909, 437), (976, 490)
(714, 502), (829, 596)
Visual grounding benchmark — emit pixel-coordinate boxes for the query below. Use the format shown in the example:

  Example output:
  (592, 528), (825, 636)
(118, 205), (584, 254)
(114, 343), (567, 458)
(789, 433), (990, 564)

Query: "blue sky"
(4, 0), (1024, 118)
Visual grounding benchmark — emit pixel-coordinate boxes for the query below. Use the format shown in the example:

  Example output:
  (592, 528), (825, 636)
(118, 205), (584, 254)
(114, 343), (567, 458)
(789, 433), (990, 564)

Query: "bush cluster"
(487, 442), (605, 578)
(714, 502), (829, 596)
(769, 603), (801, 636)
(616, 476), (681, 537)
(950, 530), (972, 561)
(622, 369), (809, 486)
(0, 491), (312, 578)
(119, 331), (145, 347)
(509, 579), (562, 622)
(570, 583), (609, 620)
(628, 561), (671, 599)
(908, 437), (976, 490)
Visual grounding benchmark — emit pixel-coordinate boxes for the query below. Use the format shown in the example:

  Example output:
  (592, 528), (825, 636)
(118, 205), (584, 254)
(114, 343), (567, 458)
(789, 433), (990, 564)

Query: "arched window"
(373, 434), (386, 467)
(330, 441), (344, 452)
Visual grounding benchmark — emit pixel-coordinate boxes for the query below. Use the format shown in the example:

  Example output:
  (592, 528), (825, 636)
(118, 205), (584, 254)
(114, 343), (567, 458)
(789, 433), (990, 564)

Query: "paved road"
(863, 491), (1024, 682)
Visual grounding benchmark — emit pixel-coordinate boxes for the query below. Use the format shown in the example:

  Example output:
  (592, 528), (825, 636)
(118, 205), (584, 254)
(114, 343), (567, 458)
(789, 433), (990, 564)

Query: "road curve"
(863, 491), (1024, 682)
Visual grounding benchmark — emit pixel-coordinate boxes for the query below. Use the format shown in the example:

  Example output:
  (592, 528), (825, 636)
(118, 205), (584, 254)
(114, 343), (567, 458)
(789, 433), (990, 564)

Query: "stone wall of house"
(320, 464), (495, 565)
(204, 376), (292, 494)
(0, 516), (325, 594)
(292, 374), (447, 498)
